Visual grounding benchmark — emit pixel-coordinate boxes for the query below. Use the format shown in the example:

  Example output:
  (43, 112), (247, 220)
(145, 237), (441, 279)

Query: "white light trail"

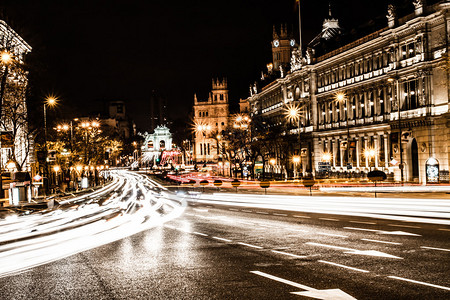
(0, 170), (186, 278)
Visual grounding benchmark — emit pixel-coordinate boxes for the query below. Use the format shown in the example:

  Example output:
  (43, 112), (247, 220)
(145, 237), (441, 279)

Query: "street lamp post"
(43, 97), (57, 188)
(388, 77), (404, 183)
(286, 103), (304, 177)
(293, 155), (301, 179)
(336, 92), (351, 169)
(0, 51), (12, 110)
(0, 51), (12, 198)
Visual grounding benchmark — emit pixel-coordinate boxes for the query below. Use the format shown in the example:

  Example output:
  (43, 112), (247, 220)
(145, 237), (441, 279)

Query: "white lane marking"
(319, 218), (340, 222)
(306, 242), (402, 259)
(344, 227), (378, 232)
(318, 260), (370, 273)
(317, 232), (348, 238)
(388, 224), (421, 229)
(242, 210), (252, 213)
(193, 208), (208, 212)
(164, 225), (176, 229)
(271, 250), (309, 259)
(361, 238), (402, 245)
(293, 215), (311, 219)
(438, 228), (450, 232)
(193, 232), (208, 236)
(251, 271), (357, 299)
(344, 227), (421, 236)
(212, 236), (232, 242)
(229, 208), (239, 211)
(185, 213), (195, 216)
(274, 213), (288, 216)
(388, 276), (450, 291)
(350, 220), (376, 225)
(420, 246), (450, 252)
(251, 270), (316, 291)
(256, 211), (269, 215)
(237, 242), (263, 249)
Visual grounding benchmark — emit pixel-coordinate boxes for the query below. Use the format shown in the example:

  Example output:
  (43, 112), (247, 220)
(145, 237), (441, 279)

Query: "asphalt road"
(1, 196), (448, 299)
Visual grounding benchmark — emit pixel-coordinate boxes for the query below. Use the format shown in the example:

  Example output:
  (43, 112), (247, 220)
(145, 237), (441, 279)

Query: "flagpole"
(298, 0), (302, 57)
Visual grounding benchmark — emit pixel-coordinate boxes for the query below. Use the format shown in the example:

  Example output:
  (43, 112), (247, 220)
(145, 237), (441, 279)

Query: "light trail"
(0, 170), (186, 278)
(189, 193), (450, 225)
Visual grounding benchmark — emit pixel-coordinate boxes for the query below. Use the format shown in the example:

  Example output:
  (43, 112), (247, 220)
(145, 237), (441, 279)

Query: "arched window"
(351, 96), (356, 120)
(360, 95), (365, 118)
(378, 90), (385, 116)
(160, 140), (166, 150)
(369, 92), (374, 117)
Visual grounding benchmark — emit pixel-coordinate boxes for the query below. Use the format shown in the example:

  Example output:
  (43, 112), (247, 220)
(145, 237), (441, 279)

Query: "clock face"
(290, 39), (295, 47)
(273, 40), (279, 47)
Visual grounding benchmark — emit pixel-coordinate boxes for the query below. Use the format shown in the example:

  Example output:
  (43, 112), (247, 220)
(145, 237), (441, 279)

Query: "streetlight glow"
(1, 52), (11, 64)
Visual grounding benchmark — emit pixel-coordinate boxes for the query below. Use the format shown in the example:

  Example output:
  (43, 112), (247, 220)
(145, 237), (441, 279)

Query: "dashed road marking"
(319, 218), (340, 222)
(164, 225), (176, 229)
(293, 215), (310, 219)
(271, 250), (309, 259)
(237, 242), (263, 249)
(319, 260), (370, 273)
(193, 208), (208, 212)
(350, 220), (376, 225)
(212, 236), (232, 242)
(420, 246), (450, 252)
(274, 213), (288, 217)
(438, 228), (450, 232)
(388, 276), (450, 291)
(361, 238), (402, 245)
(388, 224), (421, 229)
(256, 211), (269, 215)
(193, 232), (208, 236)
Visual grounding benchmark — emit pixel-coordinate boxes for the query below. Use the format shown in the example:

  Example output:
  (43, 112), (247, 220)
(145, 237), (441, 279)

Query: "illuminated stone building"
(193, 78), (230, 163)
(248, 0), (449, 183)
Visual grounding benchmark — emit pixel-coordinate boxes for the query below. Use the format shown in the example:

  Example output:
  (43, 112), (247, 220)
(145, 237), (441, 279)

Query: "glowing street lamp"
(53, 165), (60, 186)
(0, 51), (12, 111)
(322, 152), (332, 163)
(364, 148), (377, 170)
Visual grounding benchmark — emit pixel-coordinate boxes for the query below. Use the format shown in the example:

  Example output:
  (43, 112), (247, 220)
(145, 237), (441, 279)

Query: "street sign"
(0, 131), (13, 148)
(231, 179), (241, 187)
(302, 179), (316, 187)
(367, 170), (387, 182)
(259, 181), (270, 189)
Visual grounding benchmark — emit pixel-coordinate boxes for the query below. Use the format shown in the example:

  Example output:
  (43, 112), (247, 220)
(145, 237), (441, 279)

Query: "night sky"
(0, 0), (422, 131)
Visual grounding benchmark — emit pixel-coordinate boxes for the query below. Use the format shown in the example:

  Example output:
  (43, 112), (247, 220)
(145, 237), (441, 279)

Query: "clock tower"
(272, 24), (296, 72)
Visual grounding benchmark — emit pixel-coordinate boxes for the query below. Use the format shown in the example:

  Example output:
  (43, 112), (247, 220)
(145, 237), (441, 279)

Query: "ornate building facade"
(193, 78), (230, 163)
(248, 0), (449, 183)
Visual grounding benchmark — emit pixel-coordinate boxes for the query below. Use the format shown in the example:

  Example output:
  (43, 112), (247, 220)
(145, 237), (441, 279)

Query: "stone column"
(384, 134), (389, 168)
(374, 135), (379, 169)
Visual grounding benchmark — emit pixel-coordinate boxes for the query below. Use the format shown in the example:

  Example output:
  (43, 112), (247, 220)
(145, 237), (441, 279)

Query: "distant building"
(192, 78), (231, 163)
(140, 125), (173, 165)
(102, 101), (135, 139)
